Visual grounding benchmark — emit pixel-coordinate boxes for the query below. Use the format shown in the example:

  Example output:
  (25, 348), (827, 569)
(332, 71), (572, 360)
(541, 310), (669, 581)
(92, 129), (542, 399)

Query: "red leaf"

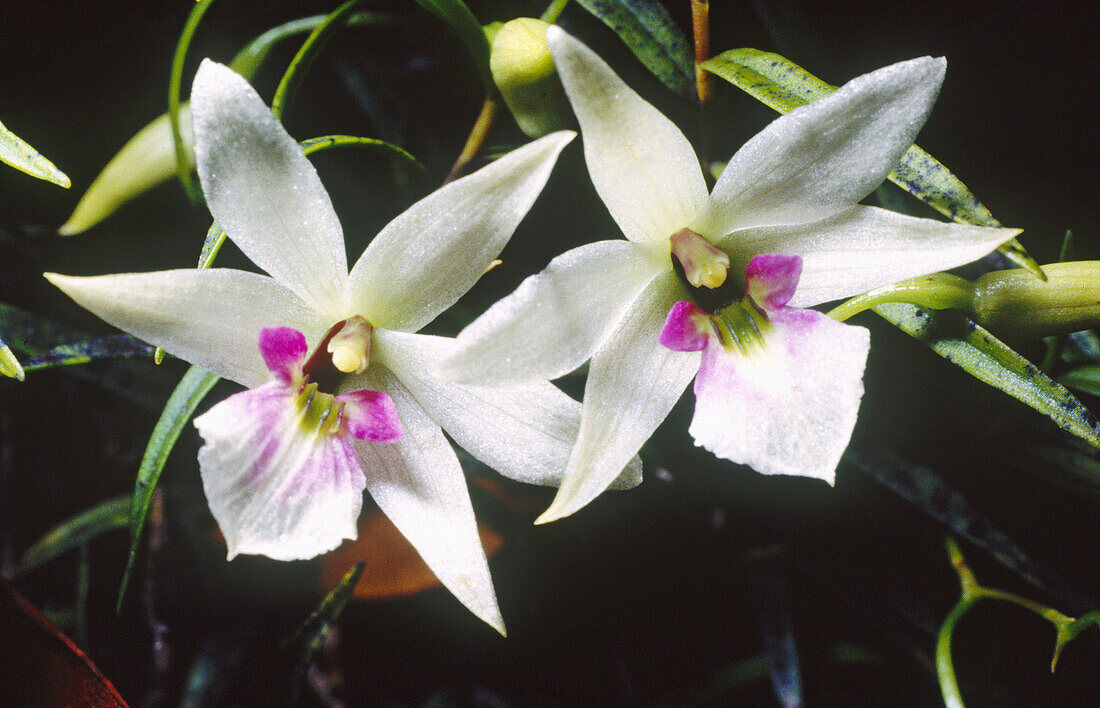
(0, 578), (128, 706)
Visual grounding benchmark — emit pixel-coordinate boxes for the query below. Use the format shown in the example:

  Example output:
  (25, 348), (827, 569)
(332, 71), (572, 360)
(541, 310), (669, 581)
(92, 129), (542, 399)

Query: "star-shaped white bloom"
(440, 28), (1019, 523)
(44, 59), (613, 634)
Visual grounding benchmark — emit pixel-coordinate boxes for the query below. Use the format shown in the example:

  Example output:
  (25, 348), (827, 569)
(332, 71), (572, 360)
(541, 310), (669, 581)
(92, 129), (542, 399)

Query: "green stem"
(828, 273), (975, 322)
(169, 0), (215, 204)
(691, 0), (714, 180)
(936, 596), (976, 708)
(270, 0), (366, 120)
(443, 96), (500, 184)
(691, 1), (713, 106)
(937, 538), (1095, 705)
(541, 0), (572, 23)
(229, 12), (397, 81)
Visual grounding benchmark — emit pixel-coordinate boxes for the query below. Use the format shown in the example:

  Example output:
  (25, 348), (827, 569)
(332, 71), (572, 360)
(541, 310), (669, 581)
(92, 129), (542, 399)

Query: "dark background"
(1, 1), (1097, 705)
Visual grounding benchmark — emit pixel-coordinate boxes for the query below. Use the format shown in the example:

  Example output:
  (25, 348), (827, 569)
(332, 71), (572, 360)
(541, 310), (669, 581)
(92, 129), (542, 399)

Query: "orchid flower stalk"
(44, 60), (607, 634)
(440, 28), (1020, 523)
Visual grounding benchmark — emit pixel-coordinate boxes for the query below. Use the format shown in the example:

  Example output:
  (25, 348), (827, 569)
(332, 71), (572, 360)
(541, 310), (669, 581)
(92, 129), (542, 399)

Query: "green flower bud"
(59, 105), (194, 236)
(1, 337), (24, 382)
(483, 21), (504, 47)
(490, 18), (571, 138)
(972, 262), (1100, 339)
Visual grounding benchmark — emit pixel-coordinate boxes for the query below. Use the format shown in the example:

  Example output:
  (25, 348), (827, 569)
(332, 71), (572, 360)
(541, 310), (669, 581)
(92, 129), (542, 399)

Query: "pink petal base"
(259, 326), (308, 383)
(338, 389), (402, 442)
(659, 301), (712, 352)
(745, 253), (802, 311)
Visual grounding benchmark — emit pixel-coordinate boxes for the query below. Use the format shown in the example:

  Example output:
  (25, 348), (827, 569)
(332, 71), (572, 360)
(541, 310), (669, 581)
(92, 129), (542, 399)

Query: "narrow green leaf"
(0, 117), (70, 187)
(271, 0), (370, 120)
(118, 365), (220, 612)
(287, 560), (365, 702)
(168, 0), (215, 204)
(289, 560), (365, 649)
(709, 647), (881, 697)
(875, 303), (1100, 449)
(196, 221), (228, 270)
(410, 0), (492, 90)
(21, 334), (153, 372)
(1021, 445), (1100, 504)
(849, 449), (1043, 587)
(747, 561), (803, 707)
(1, 302), (167, 406)
(1, 301), (84, 355)
(1, 336), (24, 381)
(1058, 229), (1075, 262)
(61, 12), (397, 236)
(18, 496), (130, 575)
(1068, 330), (1100, 363)
(575, 0), (695, 97)
(702, 48), (832, 111)
(228, 12), (399, 80)
(702, 49), (1042, 276)
(1058, 365), (1100, 397)
(300, 134), (423, 166)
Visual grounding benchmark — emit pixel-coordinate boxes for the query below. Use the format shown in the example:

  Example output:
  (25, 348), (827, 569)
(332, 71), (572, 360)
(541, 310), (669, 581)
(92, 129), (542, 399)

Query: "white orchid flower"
(440, 28), (1020, 523)
(44, 59), (597, 634)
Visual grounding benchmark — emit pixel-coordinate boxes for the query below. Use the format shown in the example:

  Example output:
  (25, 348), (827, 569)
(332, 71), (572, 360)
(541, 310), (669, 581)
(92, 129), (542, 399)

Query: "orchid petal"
(699, 57), (946, 239)
(370, 329), (640, 489)
(353, 367), (505, 634)
(336, 389), (402, 443)
(45, 269), (329, 388)
(347, 131), (574, 332)
(745, 254), (802, 310)
(194, 382), (366, 561)
(548, 26), (707, 243)
(658, 301), (711, 352)
(729, 205), (1019, 307)
(688, 309), (869, 483)
(538, 271), (699, 523)
(439, 240), (666, 385)
(258, 327), (307, 383)
(191, 60), (349, 317)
